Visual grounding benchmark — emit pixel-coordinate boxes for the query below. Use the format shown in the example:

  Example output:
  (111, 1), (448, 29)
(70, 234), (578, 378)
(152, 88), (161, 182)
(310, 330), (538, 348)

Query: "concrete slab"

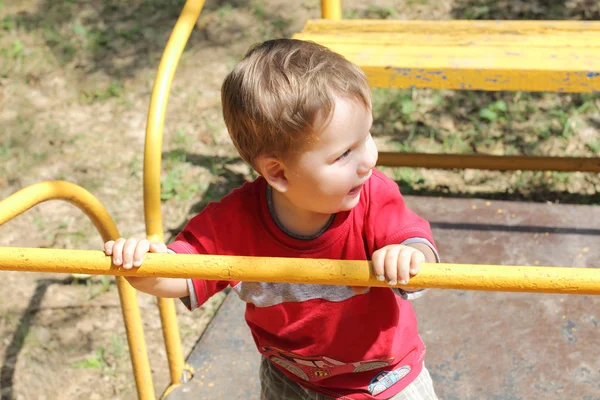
(166, 197), (600, 400)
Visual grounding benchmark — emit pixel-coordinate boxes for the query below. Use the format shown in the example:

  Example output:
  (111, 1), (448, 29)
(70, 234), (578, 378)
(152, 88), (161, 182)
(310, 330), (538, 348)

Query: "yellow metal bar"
(145, 0), (205, 391)
(377, 152), (600, 172)
(145, 0), (206, 241)
(293, 20), (600, 92)
(1, 247), (598, 295)
(0, 181), (155, 400)
(321, 0), (342, 20)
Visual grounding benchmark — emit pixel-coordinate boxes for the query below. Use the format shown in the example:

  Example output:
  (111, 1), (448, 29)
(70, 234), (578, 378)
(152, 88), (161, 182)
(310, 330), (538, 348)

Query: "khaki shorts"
(260, 356), (438, 400)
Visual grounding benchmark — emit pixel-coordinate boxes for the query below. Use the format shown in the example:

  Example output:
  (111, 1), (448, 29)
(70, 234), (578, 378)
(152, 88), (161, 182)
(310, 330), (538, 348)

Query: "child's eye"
(337, 149), (351, 161)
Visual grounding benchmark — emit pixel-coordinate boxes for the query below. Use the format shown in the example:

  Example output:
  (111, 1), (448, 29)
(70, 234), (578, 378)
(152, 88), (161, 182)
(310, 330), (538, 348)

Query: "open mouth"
(348, 183), (364, 196)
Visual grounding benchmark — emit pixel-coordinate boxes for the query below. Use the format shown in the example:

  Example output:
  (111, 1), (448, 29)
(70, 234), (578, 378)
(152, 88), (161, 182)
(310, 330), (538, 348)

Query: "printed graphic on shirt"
(261, 346), (393, 382)
(368, 365), (411, 395)
(233, 282), (357, 307)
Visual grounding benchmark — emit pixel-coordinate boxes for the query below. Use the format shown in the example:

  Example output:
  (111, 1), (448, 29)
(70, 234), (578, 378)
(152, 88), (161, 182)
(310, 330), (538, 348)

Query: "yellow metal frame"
(1, 247), (599, 295)
(321, 0), (341, 20)
(144, 0), (206, 394)
(0, 182), (155, 399)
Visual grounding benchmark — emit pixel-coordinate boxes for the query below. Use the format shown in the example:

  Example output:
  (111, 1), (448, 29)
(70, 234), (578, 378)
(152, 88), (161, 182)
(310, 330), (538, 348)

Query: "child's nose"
(359, 140), (378, 174)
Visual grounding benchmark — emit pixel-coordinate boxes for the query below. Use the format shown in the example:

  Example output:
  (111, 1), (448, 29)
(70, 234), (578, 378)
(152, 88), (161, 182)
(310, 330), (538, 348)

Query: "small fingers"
(111, 238), (127, 266)
(383, 246), (401, 285)
(104, 240), (115, 256)
(122, 238), (140, 269)
(371, 249), (386, 282)
(132, 240), (150, 267)
(397, 248), (414, 284)
(409, 251), (425, 276)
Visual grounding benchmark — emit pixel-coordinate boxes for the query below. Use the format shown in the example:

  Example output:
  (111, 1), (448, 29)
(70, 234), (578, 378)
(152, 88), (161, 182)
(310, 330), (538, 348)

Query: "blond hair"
(221, 39), (371, 168)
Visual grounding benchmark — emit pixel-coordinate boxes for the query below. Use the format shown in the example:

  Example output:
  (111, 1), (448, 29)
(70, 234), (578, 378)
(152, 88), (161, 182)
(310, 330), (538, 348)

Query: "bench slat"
(293, 20), (600, 92)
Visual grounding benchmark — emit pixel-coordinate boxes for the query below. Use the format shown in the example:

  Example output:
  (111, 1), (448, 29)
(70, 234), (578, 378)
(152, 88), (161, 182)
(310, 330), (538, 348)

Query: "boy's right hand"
(104, 238), (168, 269)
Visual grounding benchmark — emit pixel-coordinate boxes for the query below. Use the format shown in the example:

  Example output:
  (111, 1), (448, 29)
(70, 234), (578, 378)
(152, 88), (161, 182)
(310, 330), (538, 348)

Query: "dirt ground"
(0, 0), (598, 399)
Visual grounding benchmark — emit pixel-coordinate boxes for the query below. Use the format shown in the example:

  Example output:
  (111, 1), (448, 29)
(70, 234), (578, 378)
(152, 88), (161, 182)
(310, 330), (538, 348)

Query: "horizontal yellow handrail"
(0, 181), (155, 400)
(1, 247), (598, 295)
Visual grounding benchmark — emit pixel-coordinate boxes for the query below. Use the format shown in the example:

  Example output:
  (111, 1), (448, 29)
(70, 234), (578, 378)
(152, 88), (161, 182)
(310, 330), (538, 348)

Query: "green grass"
(70, 347), (108, 369)
(82, 81), (124, 103)
(371, 86), (599, 202)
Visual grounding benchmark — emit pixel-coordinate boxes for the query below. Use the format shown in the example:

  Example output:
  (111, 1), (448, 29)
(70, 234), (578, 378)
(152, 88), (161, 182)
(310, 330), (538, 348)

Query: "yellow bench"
(293, 15), (600, 173)
(293, 20), (600, 93)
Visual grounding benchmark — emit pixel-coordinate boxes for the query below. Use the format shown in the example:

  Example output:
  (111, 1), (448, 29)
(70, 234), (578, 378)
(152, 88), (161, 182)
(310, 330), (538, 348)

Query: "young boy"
(105, 39), (439, 399)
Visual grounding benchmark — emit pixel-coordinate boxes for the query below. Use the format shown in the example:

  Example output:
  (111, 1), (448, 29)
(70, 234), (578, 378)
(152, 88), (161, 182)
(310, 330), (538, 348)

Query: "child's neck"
(269, 187), (333, 238)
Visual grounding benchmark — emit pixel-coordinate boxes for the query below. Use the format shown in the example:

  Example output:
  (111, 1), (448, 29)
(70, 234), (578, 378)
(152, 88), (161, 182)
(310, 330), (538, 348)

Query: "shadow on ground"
(1, 277), (76, 400)
(7, 0), (299, 79)
(164, 152), (249, 242)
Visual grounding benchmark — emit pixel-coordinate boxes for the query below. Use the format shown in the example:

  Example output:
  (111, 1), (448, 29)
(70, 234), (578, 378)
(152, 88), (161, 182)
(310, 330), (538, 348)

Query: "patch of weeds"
(217, 4), (235, 19)
(251, 1), (265, 19)
(117, 24), (142, 42)
(587, 141), (600, 153)
(343, 9), (360, 19)
(6, 39), (25, 60)
(161, 150), (202, 201)
(548, 109), (573, 138)
(110, 334), (125, 359)
(343, 5), (395, 19)
(161, 166), (201, 201)
(173, 128), (192, 148)
(271, 17), (291, 32)
(88, 276), (111, 300)
(250, 1), (291, 38)
(128, 154), (143, 178)
(372, 88), (418, 126)
(0, 39), (26, 75)
(33, 216), (46, 231)
(549, 172), (571, 186)
(441, 132), (471, 153)
(82, 81), (124, 103)
(479, 100), (508, 123)
(202, 117), (222, 145)
(43, 27), (77, 63)
(365, 4), (396, 19)
(459, 5), (491, 19)
(1, 13), (24, 31)
(70, 347), (108, 369)
(164, 148), (187, 165)
(391, 167), (425, 188)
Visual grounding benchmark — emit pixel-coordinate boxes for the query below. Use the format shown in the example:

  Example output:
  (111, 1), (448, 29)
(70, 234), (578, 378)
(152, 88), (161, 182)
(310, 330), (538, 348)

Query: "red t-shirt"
(168, 169), (437, 399)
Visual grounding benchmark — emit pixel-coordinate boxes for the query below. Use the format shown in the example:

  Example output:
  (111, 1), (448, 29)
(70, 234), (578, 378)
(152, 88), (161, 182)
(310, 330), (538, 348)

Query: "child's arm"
(104, 238), (189, 298)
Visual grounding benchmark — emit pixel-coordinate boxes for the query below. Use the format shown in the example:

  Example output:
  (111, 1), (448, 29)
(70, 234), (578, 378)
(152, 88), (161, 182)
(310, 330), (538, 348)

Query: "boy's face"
(282, 97), (378, 214)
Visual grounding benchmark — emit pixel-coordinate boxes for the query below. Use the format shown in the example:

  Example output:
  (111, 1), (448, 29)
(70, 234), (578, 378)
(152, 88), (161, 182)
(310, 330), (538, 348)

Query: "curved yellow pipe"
(1, 247), (598, 295)
(144, 0), (206, 241)
(0, 181), (155, 400)
(144, 0), (206, 391)
(321, 0), (342, 20)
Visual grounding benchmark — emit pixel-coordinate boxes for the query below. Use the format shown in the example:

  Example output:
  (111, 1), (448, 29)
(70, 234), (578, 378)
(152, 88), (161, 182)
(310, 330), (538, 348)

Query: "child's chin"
(339, 194), (361, 210)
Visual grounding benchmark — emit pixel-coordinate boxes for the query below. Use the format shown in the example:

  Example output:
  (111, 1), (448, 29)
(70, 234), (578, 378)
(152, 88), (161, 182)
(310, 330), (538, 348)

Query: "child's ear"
(256, 156), (289, 192)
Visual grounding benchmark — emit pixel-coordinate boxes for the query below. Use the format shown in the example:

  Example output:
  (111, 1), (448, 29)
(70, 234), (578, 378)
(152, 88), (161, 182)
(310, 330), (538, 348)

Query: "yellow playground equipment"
(0, 0), (599, 399)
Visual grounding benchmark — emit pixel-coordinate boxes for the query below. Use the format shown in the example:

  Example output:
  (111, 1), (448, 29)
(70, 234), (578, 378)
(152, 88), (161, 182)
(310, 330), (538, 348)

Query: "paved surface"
(166, 196), (600, 400)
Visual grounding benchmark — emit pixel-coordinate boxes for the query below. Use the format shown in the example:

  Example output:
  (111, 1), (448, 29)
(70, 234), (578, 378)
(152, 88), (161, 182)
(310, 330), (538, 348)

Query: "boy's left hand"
(350, 244), (425, 294)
